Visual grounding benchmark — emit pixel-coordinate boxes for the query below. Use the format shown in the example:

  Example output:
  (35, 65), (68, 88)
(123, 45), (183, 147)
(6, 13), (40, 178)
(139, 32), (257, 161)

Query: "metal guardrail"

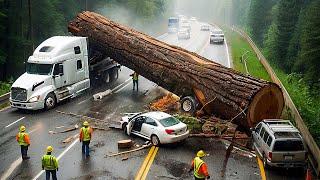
(232, 26), (320, 176)
(0, 92), (10, 107)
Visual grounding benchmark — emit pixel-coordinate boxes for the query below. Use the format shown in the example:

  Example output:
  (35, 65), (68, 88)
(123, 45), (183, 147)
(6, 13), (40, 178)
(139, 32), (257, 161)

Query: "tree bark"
(68, 11), (284, 129)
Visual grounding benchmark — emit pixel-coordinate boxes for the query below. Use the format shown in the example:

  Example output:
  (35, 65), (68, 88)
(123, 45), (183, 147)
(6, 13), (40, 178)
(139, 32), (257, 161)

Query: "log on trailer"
(68, 11), (284, 129)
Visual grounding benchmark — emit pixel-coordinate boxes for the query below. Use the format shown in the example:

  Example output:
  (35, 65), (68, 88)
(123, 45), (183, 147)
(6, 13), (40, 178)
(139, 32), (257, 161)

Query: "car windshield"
(273, 140), (304, 151)
(26, 63), (53, 75)
(159, 117), (180, 127)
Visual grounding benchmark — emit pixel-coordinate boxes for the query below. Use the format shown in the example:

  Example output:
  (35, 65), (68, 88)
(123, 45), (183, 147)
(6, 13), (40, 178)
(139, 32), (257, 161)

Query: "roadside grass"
(0, 81), (11, 96)
(271, 66), (320, 145)
(224, 28), (271, 81)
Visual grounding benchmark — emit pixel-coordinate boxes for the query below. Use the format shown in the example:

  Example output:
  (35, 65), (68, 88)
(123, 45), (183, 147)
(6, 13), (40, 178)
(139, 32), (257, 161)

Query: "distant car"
(120, 111), (189, 146)
(168, 27), (178, 34)
(190, 17), (197, 21)
(180, 22), (191, 33)
(201, 24), (210, 31)
(177, 28), (191, 39)
(210, 29), (224, 44)
(252, 119), (307, 169)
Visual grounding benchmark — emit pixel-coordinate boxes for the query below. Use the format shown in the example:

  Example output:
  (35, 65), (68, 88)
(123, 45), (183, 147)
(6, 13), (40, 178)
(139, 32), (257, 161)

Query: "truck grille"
(11, 87), (27, 102)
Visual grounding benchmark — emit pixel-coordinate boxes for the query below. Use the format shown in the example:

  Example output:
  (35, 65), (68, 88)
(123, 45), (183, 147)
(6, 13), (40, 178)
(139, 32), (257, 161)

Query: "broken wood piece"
(62, 134), (79, 143)
(107, 144), (151, 157)
(91, 126), (109, 131)
(59, 124), (79, 133)
(118, 139), (133, 149)
(121, 156), (129, 161)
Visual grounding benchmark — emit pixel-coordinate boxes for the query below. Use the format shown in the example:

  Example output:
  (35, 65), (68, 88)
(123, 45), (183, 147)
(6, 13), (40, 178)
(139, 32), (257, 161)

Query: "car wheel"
(122, 123), (128, 135)
(44, 93), (56, 110)
(180, 96), (197, 114)
(151, 135), (160, 146)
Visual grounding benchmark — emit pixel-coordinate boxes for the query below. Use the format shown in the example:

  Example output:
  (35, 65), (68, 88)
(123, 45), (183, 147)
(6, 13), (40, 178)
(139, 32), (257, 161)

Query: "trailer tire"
(44, 93), (56, 110)
(180, 96), (197, 115)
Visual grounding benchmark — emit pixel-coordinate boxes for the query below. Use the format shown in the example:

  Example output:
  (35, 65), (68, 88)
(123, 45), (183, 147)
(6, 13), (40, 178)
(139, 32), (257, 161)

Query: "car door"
(52, 63), (66, 88)
(141, 117), (158, 138)
(257, 126), (266, 157)
(252, 123), (262, 149)
(131, 116), (146, 137)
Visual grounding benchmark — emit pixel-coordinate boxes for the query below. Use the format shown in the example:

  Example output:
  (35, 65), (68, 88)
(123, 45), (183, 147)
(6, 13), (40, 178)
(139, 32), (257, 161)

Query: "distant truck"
(10, 36), (120, 110)
(168, 17), (179, 33)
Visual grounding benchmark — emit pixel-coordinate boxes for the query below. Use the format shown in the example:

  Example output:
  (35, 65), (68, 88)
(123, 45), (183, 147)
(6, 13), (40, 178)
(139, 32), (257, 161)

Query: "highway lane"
(0, 19), (305, 180)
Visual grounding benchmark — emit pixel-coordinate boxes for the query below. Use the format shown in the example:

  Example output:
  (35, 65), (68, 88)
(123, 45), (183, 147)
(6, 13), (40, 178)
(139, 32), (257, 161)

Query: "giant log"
(68, 11), (284, 129)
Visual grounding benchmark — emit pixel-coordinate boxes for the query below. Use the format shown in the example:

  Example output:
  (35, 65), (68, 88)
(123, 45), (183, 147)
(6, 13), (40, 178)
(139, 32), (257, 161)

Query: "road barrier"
(0, 92), (10, 108)
(232, 26), (320, 176)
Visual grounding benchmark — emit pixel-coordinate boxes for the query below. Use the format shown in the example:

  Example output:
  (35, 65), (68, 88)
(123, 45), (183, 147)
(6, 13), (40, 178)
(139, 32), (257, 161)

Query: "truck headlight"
(28, 95), (40, 103)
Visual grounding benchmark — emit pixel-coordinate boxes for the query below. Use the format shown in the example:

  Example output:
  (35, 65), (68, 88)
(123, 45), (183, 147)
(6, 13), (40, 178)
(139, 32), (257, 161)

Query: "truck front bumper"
(10, 100), (44, 110)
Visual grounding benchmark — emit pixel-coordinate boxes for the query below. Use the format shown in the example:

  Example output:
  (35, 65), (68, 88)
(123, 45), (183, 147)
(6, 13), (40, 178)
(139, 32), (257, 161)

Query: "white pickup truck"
(10, 36), (120, 110)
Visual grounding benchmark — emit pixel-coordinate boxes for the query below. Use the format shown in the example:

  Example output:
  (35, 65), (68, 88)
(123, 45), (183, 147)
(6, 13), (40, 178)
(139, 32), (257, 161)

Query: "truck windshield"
(26, 63), (53, 75)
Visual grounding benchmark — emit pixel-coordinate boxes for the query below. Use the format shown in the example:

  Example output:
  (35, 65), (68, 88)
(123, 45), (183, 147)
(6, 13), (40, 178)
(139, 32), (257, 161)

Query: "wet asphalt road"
(0, 20), (306, 180)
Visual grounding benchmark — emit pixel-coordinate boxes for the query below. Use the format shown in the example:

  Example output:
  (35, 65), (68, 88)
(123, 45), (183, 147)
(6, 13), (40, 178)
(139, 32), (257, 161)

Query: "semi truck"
(10, 36), (120, 110)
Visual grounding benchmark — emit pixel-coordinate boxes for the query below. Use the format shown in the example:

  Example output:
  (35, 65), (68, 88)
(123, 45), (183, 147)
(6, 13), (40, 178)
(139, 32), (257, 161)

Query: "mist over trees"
(0, 0), (169, 81)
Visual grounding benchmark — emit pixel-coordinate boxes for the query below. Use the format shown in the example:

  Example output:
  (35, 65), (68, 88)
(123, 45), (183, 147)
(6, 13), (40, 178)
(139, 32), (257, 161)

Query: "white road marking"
(114, 81), (132, 93)
(0, 127), (39, 180)
(32, 139), (79, 180)
(224, 38), (231, 68)
(77, 98), (90, 105)
(0, 158), (22, 180)
(5, 117), (25, 128)
(111, 78), (131, 92)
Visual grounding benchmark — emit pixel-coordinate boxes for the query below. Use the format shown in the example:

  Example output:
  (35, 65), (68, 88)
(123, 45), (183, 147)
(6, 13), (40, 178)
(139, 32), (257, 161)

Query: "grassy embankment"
(0, 82), (10, 96)
(224, 28), (320, 145)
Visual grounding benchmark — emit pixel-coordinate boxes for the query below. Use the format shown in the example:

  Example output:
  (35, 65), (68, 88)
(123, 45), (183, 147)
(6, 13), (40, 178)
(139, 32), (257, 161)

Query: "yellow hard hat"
(20, 126), (26, 132)
(47, 146), (53, 152)
(83, 121), (89, 126)
(197, 150), (206, 158)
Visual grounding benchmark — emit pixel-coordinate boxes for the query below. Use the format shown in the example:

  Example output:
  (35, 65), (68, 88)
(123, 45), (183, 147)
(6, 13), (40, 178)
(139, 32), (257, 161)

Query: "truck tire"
(151, 135), (160, 146)
(103, 72), (110, 83)
(44, 93), (56, 110)
(109, 68), (119, 82)
(180, 96), (197, 115)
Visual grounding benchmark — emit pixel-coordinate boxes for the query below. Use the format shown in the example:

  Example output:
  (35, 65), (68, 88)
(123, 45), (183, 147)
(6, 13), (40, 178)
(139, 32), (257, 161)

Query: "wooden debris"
(106, 144), (151, 157)
(118, 139), (133, 149)
(121, 156), (129, 161)
(59, 124), (79, 133)
(62, 134), (79, 144)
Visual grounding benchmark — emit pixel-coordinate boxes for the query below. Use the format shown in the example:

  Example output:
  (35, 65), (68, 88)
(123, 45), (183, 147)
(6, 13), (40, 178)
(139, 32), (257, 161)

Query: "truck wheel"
(180, 96), (197, 114)
(103, 73), (110, 83)
(122, 123), (128, 135)
(44, 93), (56, 110)
(109, 68), (119, 82)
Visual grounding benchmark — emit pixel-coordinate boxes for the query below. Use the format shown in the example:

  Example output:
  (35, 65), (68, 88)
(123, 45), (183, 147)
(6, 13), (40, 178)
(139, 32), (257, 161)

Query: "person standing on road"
(42, 146), (59, 180)
(79, 121), (93, 157)
(130, 71), (139, 91)
(190, 150), (210, 180)
(16, 125), (30, 160)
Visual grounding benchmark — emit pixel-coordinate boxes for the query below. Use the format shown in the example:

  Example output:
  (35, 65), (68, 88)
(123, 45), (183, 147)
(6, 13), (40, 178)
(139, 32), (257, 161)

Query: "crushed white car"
(120, 111), (189, 146)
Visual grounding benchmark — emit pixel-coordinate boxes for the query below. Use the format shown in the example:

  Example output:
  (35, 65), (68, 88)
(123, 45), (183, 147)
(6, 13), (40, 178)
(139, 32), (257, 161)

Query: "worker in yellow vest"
(42, 146), (58, 180)
(190, 150), (210, 180)
(130, 71), (139, 91)
(79, 121), (93, 157)
(16, 125), (30, 160)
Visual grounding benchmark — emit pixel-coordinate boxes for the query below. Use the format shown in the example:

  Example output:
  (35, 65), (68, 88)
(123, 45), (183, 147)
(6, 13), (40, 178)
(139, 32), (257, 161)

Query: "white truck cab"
(10, 36), (119, 110)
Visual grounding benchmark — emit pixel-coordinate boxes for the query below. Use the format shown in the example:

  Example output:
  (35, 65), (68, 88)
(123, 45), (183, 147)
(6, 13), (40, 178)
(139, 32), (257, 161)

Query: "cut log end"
(248, 83), (284, 127)
(118, 139), (133, 149)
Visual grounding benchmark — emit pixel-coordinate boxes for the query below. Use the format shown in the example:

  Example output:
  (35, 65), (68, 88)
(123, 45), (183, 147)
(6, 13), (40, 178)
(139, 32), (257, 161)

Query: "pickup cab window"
(27, 63), (53, 75)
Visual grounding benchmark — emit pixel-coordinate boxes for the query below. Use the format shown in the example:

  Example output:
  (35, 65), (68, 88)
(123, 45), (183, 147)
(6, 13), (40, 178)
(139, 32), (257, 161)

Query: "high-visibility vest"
(17, 132), (28, 146)
(194, 157), (205, 179)
(81, 127), (91, 141)
(133, 73), (138, 81)
(42, 155), (58, 170)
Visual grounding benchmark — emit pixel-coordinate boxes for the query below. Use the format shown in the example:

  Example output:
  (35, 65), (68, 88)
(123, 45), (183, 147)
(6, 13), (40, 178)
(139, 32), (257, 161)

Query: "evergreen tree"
(247, 0), (275, 47)
(298, 0), (320, 85)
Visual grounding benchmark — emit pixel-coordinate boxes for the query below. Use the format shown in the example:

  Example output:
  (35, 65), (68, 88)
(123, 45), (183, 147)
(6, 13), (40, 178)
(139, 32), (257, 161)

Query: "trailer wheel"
(109, 68), (119, 82)
(103, 72), (110, 83)
(180, 96), (197, 114)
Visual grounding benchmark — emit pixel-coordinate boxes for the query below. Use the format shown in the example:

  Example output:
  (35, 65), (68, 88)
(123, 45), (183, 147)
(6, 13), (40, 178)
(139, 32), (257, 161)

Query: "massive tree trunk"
(68, 11), (284, 129)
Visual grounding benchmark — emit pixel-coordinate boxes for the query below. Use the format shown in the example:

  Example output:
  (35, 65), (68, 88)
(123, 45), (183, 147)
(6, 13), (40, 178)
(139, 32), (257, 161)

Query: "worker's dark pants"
(45, 170), (57, 180)
(194, 176), (205, 180)
(82, 140), (90, 156)
(133, 80), (138, 91)
(20, 145), (28, 159)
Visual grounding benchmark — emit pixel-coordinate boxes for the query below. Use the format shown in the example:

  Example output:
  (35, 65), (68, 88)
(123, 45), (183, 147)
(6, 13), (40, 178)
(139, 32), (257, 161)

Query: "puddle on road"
(157, 159), (190, 179)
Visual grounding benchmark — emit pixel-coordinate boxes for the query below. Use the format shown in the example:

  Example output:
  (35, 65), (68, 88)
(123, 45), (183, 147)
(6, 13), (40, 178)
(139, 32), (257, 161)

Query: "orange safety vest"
(16, 132), (30, 146)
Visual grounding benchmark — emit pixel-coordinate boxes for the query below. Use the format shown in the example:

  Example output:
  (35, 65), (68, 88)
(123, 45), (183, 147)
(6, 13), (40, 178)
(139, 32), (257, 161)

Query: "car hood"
(12, 73), (51, 90)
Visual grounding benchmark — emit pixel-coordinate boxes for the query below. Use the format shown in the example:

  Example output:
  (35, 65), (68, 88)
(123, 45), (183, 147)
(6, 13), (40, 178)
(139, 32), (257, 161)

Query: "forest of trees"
(0, 0), (169, 81)
(231, 0), (320, 144)
(232, 0), (319, 88)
